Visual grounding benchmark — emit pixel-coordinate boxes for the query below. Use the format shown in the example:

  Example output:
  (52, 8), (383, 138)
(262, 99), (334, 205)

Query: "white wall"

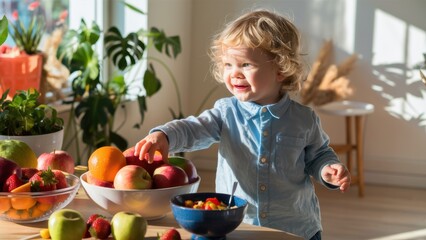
(118, 0), (426, 189)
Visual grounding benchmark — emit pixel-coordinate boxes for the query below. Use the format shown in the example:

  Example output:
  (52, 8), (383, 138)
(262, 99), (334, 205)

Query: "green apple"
(111, 211), (148, 240)
(0, 140), (37, 168)
(48, 209), (86, 240)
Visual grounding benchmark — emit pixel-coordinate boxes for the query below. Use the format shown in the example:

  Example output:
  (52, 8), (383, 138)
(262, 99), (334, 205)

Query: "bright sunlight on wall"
(371, 9), (426, 129)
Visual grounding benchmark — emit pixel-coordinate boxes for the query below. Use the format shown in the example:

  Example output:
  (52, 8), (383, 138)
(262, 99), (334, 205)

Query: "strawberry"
(29, 168), (58, 192)
(53, 170), (67, 189)
(21, 168), (39, 181)
(84, 214), (102, 238)
(89, 216), (111, 239)
(2, 173), (24, 192)
(158, 228), (182, 240)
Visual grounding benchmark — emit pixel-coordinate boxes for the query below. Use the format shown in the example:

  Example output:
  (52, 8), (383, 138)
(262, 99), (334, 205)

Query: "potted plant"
(56, 2), (184, 163)
(0, 89), (64, 156)
(0, 1), (45, 99)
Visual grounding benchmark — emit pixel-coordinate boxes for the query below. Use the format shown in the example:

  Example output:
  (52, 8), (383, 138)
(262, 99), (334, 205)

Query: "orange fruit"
(88, 146), (126, 182)
(0, 198), (11, 213)
(6, 208), (24, 220)
(10, 195), (37, 210)
(10, 182), (37, 210)
(11, 182), (31, 193)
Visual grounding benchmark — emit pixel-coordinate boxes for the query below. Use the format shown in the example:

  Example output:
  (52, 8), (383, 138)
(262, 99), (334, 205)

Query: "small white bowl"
(80, 172), (200, 220)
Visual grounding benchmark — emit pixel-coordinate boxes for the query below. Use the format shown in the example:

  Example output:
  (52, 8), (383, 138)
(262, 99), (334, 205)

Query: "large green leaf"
(56, 29), (81, 66)
(150, 27), (181, 59)
(67, 43), (100, 94)
(104, 26), (146, 71)
(136, 95), (147, 127)
(121, 1), (145, 15)
(143, 64), (162, 97)
(81, 20), (101, 45)
(0, 16), (8, 45)
(109, 132), (128, 150)
(56, 20), (100, 69)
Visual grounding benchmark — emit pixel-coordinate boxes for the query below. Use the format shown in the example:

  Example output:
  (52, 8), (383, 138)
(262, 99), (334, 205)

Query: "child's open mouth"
(234, 84), (249, 90)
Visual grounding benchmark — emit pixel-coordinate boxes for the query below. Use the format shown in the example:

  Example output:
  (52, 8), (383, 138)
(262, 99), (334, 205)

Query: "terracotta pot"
(0, 53), (43, 99)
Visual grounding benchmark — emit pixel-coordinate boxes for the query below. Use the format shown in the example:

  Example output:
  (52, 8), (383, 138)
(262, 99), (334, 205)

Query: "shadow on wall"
(354, 1), (426, 131)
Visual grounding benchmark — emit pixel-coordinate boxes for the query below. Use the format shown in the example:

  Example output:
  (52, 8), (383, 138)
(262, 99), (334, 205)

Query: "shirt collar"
(238, 94), (291, 120)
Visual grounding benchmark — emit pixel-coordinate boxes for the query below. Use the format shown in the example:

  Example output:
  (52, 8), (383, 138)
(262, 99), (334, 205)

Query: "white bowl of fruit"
(80, 146), (200, 220)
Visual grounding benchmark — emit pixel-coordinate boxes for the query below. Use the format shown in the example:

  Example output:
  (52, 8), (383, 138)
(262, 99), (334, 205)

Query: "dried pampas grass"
(301, 40), (357, 106)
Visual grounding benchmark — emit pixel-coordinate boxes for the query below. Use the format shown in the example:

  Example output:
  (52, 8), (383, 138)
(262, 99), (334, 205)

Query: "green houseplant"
(0, 89), (64, 136)
(0, 2), (46, 99)
(56, 2), (182, 162)
(0, 89), (65, 156)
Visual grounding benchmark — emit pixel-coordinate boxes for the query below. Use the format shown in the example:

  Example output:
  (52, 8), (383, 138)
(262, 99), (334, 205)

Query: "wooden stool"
(318, 101), (374, 197)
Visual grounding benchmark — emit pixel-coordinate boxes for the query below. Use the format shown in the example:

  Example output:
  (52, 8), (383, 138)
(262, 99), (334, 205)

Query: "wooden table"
(0, 187), (302, 240)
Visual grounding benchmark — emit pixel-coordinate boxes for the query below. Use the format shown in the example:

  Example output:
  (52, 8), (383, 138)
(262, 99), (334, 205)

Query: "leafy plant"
(8, 1), (45, 55)
(57, 2), (182, 162)
(0, 16), (8, 45)
(0, 89), (64, 136)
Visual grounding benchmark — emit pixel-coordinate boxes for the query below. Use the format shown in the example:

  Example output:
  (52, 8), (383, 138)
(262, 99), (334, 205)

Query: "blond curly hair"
(209, 10), (305, 92)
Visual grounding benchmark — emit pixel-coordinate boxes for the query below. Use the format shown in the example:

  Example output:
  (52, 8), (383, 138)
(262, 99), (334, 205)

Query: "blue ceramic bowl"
(171, 192), (248, 240)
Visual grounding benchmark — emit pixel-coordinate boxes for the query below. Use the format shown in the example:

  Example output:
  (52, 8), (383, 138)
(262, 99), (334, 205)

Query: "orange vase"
(0, 53), (43, 99)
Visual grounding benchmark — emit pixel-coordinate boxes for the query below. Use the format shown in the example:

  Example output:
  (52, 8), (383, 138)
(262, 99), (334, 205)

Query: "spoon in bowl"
(227, 181), (238, 209)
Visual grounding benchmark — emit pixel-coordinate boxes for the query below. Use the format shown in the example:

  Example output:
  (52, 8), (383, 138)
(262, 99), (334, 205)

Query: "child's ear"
(276, 71), (286, 82)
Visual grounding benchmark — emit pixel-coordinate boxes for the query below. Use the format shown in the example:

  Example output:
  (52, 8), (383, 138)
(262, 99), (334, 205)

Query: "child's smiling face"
(221, 47), (284, 105)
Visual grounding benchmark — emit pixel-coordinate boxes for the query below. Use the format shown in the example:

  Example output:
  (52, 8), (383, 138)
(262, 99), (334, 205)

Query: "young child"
(134, 9), (350, 240)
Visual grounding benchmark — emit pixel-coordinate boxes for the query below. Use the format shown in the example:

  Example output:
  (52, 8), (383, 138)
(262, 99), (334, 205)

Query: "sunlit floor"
(316, 183), (426, 240)
(198, 170), (426, 240)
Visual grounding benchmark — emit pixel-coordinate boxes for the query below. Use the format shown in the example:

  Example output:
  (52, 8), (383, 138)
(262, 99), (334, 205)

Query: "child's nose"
(230, 67), (244, 78)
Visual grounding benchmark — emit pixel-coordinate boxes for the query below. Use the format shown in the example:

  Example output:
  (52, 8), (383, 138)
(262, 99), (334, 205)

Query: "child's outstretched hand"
(321, 163), (351, 192)
(134, 131), (169, 163)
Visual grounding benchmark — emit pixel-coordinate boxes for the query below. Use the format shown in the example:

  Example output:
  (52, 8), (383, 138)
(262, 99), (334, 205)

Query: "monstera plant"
(57, 3), (181, 163)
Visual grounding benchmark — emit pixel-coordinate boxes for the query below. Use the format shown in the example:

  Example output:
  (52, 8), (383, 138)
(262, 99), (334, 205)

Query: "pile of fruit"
(41, 208), (182, 240)
(0, 139), (76, 221)
(86, 146), (198, 190)
(184, 197), (230, 210)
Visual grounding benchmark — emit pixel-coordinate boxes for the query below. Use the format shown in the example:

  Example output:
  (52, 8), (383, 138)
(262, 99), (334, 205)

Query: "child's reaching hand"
(321, 163), (351, 192)
(134, 131), (169, 163)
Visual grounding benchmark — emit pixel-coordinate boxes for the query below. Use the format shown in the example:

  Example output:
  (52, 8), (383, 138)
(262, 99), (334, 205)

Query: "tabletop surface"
(0, 184), (302, 240)
(317, 100), (375, 116)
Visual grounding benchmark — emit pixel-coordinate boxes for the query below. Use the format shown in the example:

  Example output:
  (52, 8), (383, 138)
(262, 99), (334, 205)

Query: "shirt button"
(263, 131), (268, 136)
(260, 212), (267, 218)
(262, 107), (267, 113)
(260, 184), (266, 191)
(260, 157), (267, 164)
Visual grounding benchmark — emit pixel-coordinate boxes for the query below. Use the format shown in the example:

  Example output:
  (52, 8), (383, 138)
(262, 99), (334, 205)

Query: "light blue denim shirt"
(151, 94), (340, 239)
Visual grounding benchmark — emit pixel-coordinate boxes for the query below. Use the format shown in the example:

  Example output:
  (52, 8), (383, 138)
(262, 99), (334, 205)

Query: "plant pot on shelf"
(0, 53), (43, 99)
(0, 128), (64, 157)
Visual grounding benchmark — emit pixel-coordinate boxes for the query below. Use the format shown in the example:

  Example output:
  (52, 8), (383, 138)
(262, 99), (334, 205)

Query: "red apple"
(114, 165), (152, 190)
(86, 172), (114, 188)
(168, 156), (198, 183)
(37, 150), (75, 174)
(152, 164), (188, 189)
(123, 147), (164, 177)
(0, 157), (22, 189)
